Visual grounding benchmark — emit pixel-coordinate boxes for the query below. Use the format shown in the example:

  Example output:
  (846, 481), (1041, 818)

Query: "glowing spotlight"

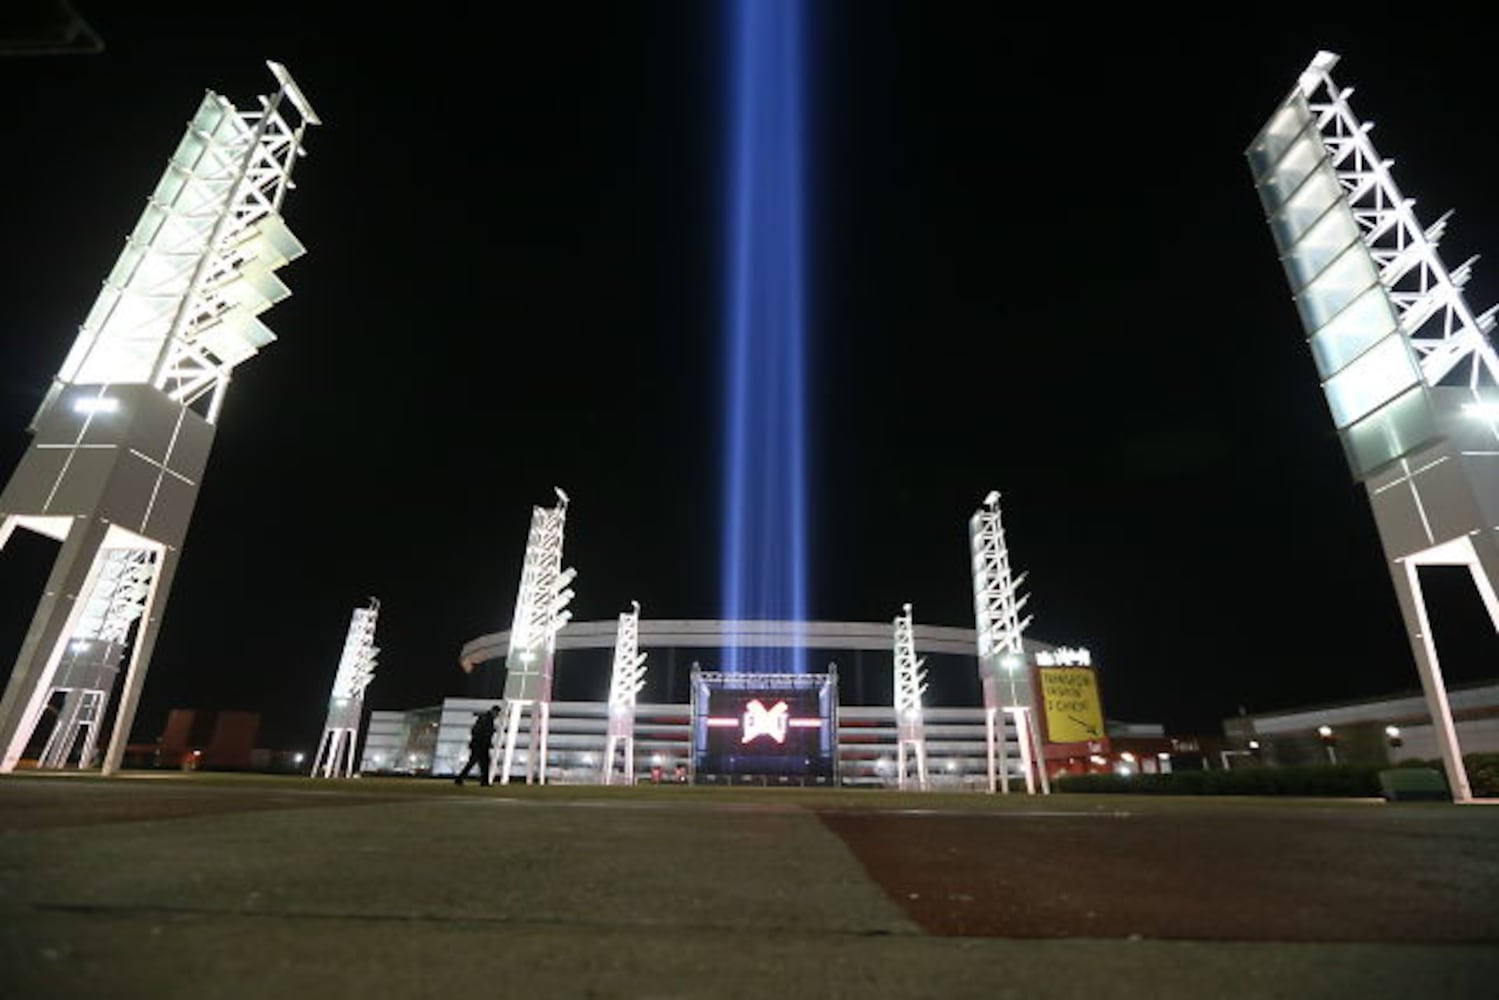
(71, 396), (118, 414)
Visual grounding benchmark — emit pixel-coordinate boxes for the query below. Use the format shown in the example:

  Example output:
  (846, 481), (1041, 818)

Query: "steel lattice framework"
(493, 487), (575, 785)
(601, 601), (648, 785)
(970, 491), (1031, 670)
(1289, 55), (1499, 393)
(314, 598), (380, 778)
(35, 547), (158, 769)
(1250, 51), (1499, 802)
(892, 603), (928, 792)
(54, 61), (319, 423)
(0, 62), (319, 775)
(967, 491), (1048, 795)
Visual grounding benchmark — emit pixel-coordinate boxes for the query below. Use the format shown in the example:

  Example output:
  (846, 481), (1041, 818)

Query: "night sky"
(2, 5), (1497, 751)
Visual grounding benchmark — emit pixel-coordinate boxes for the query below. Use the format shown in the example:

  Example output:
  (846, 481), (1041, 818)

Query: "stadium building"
(1222, 682), (1499, 768)
(358, 618), (1176, 789)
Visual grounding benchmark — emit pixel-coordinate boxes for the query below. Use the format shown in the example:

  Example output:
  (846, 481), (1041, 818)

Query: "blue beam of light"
(720, 0), (809, 673)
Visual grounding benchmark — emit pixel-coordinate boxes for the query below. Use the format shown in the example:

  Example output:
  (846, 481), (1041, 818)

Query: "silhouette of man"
(455, 704), (501, 786)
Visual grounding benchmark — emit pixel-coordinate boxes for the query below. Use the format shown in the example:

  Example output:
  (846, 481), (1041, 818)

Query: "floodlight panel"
(59, 328), (157, 386)
(1259, 133), (1327, 214)
(1272, 128), (1324, 189)
(1271, 167), (1343, 249)
(1283, 205), (1361, 290)
(118, 245), (191, 293)
(1295, 245), (1381, 331)
(237, 214), (305, 266)
(171, 126), (209, 169)
(1339, 384), (1439, 477)
(150, 164), (190, 205)
(1309, 287), (1400, 378)
(1324, 334), (1424, 428)
(1247, 102), (1308, 178)
(213, 263), (290, 311)
(126, 203), (171, 249)
(195, 311), (274, 367)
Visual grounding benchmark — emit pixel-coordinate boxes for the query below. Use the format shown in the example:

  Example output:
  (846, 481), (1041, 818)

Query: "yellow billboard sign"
(1039, 666), (1104, 743)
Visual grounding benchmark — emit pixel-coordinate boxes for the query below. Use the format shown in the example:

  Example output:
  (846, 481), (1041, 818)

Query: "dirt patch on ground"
(816, 805), (1499, 942)
(0, 779), (409, 830)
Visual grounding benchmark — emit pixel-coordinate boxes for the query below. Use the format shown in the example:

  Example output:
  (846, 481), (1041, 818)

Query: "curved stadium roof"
(459, 618), (1058, 671)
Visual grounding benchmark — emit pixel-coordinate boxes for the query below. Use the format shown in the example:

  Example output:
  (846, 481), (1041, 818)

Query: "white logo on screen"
(741, 699), (789, 744)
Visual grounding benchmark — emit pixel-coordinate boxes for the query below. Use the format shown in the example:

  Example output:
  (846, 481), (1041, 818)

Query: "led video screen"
(692, 674), (835, 778)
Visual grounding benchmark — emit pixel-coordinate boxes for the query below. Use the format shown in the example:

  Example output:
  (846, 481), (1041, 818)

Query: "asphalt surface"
(2, 773), (1497, 998)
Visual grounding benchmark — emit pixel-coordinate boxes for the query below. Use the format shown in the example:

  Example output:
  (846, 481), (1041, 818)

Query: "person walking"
(455, 704), (501, 786)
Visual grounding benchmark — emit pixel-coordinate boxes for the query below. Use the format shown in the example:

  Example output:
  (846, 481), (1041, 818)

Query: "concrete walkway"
(2, 773), (1497, 998)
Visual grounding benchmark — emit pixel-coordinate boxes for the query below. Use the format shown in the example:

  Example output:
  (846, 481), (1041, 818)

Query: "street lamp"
(1317, 725), (1338, 764)
(1385, 725), (1403, 749)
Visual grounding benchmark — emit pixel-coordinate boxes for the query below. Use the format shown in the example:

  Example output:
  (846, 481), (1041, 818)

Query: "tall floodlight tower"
(0, 62), (319, 775)
(313, 598), (380, 779)
(492, 488), (575, 785)
(1249, 52), (1499, 802)
(601, 601), (648, 785)
(892, 603), (929, 792)
(968, 491), (1048, 795)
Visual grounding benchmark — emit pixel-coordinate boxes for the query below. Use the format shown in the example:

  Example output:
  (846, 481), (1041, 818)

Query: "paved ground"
(2, 773), (1497, 998)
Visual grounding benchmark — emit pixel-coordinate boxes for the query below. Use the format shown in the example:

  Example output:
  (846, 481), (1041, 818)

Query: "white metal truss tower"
(35, 547), (155, 769)
(313, 598), (380, 779)
(892, 603), (929, 791)
(0, 62), (319, 775)
(601, 601), (648, 785)
(968, 491), (1049, 795)
(1249, 51), (1499, 802)
(492, 487), (575, 785)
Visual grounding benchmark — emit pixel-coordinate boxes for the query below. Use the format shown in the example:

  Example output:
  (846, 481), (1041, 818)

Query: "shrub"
(1385, 754), (1499, 797)
(1463, 753), (1499, 797)
(1055, 764), (1385, 797)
